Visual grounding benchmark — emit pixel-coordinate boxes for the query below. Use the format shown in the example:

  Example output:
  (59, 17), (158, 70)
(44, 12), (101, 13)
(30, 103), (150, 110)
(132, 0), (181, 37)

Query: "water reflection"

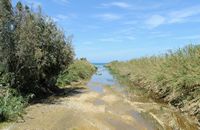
(87, 64), (122, 93)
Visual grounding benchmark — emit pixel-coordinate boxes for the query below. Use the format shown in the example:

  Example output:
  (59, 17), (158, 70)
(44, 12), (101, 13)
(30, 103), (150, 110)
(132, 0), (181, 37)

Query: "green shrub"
(0, 1), (74, 96)
(57, 59), (96, 87)
(0, 89), (26, 122)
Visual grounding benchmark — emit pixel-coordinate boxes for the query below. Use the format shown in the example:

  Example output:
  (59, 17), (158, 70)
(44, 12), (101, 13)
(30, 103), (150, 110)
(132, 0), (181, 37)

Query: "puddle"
(129, 110), (161, 130)
(88, 65), (116, 86)
(88, 64), (199, 129)
(87, 82), (104, 94)
(87, 64), (124, 94)
(105, 116), (139, 130)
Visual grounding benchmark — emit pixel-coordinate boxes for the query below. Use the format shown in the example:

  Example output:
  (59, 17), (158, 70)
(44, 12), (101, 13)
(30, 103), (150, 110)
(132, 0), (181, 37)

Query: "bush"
(56, 59), (96, 87)
(0, 1), (74, 96)
(0, 89), (26, 122)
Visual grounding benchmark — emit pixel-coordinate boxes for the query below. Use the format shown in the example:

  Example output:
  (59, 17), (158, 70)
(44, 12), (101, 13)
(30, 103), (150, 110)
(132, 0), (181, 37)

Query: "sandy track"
(7, 87), (156, 130)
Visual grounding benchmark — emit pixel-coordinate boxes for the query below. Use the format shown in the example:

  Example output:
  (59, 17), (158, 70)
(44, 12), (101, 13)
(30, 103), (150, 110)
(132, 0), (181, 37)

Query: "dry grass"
(107, 45), (200, 124)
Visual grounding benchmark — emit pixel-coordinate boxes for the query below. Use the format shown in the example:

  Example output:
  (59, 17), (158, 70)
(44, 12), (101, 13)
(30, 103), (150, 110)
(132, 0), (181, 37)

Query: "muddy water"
(3, 65), (199, 130)
(88, 64), (198, 130)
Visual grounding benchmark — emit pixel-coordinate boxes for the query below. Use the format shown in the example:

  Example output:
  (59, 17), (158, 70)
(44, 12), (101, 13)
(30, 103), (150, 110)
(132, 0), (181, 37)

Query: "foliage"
(57, 59), (96, 87)
(0, 88), (26, 121)
(0, 1), (74, 96)
(107, 45), (200, 120)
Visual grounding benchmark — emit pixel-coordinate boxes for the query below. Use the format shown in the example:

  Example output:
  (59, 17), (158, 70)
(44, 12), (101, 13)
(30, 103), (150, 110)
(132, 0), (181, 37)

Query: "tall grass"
(107, 45), (200, 122)
(56, 59), (96, 87)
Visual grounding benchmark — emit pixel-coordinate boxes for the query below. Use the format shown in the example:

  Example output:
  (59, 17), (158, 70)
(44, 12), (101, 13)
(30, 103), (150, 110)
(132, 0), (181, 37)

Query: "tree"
(0, 0), (15, 85)
(0, 1), (75, 97)
(0, 0), (13, 64)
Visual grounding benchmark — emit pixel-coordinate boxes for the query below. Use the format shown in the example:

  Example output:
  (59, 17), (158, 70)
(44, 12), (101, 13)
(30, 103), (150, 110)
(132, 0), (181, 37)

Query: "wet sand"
(7, 87), (157, 130)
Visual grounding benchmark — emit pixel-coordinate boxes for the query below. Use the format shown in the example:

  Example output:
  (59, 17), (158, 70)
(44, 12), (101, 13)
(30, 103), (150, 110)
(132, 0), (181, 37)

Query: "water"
(87, 64), (199, 130)
(87, 64), (124, 93)
(87, 64), (159, 129)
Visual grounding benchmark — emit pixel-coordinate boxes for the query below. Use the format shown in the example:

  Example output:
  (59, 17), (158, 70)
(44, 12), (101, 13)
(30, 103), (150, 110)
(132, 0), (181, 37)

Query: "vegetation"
(0, 89), (26, 122)
(107, 45), (200, 124)
(0, 0), (74, 96)
(0, 0), (92, 122)
(0, 0), (96, 122)
(57, 59), (96, 87)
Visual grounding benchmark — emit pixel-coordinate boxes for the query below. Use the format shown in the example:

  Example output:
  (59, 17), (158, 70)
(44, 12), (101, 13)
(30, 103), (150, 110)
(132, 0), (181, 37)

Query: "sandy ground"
(0, 66), (199, 130)
(0, 86), (198, 130)
(3, 86), (160, 130)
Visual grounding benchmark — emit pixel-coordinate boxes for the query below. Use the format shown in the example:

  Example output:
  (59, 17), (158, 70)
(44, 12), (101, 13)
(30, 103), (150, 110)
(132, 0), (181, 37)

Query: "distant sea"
(93, 63), (107, 66)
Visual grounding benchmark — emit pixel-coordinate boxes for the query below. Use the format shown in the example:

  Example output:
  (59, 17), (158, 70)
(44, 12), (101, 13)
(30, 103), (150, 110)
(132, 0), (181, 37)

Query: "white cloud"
(145, 15), (166, 29)
(145, 5), (200, 29)
(100, 1), (163, 11)
(96, 13), (121, 21)
(101, 2), (131, 9)
(168, 6), (200, 23)
(53, 14), (76, 22)
(56, 14), (69, 20)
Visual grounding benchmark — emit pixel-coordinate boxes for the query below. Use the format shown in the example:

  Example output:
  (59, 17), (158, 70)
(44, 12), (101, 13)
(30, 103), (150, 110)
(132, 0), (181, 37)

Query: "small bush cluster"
(107, 45), (200, 122)
(0, 89), (26, 122)
(56, 59), (96, 87)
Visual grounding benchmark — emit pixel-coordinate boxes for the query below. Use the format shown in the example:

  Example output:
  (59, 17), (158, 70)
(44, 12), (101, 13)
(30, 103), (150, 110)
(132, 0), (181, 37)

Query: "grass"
(107, 44), (200, 123)
(56, 59), (96, 87)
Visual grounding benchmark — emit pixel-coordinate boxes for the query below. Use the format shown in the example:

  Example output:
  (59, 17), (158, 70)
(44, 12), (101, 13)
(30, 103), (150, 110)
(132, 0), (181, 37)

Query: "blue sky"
(12, 0), (200, 63)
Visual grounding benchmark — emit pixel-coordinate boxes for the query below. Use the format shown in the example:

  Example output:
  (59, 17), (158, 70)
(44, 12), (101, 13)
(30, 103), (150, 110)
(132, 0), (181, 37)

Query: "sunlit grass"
(56, 59), (96, 87)
(107, 44), (200, 121)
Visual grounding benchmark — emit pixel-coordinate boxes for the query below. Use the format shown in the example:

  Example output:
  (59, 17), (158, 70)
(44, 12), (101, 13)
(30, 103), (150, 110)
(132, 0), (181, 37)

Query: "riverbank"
(106, 45), (200, 128)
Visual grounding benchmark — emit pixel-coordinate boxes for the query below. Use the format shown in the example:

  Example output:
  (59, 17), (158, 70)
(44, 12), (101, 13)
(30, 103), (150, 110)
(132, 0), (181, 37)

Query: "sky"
(12, 0), (200, 63)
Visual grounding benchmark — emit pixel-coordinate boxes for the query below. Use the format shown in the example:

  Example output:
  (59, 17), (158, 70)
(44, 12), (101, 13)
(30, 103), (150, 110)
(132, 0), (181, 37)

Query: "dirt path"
(2, 65), (198, 130)
(7, 86), (157, 130)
